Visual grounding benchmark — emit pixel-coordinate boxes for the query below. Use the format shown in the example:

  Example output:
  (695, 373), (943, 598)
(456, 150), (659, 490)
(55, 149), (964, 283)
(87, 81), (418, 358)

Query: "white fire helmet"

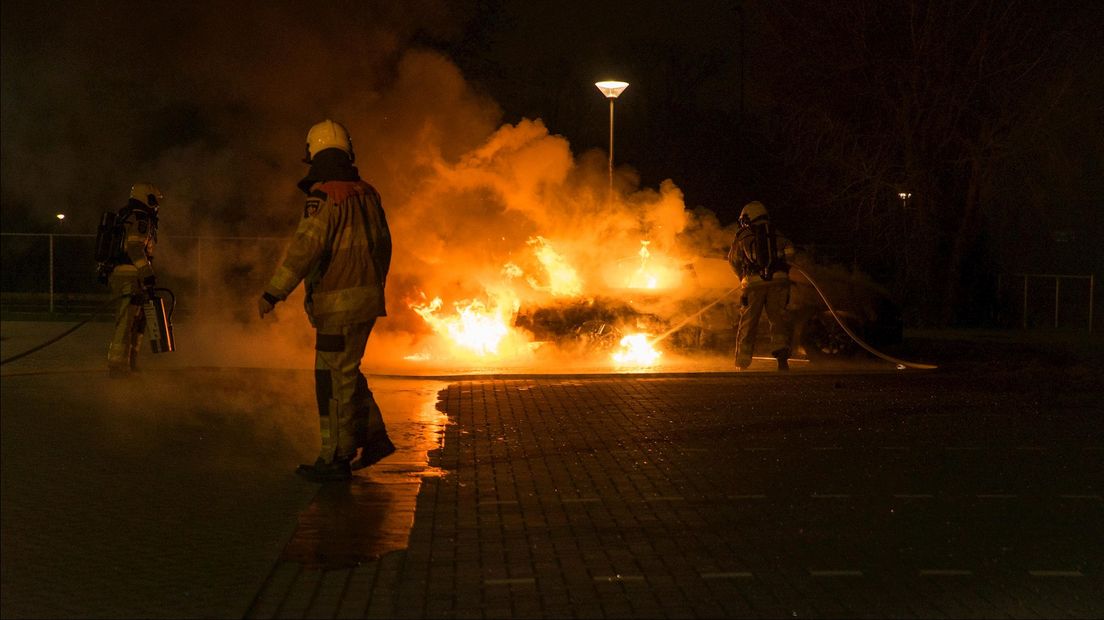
(303, 119), (354, 163)
(738, 201), (768, 227)
(129, 182), (163, 209)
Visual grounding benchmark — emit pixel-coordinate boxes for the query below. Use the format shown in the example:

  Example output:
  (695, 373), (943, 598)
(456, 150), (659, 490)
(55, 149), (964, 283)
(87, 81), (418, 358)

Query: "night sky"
(2, 0), (1102, 325)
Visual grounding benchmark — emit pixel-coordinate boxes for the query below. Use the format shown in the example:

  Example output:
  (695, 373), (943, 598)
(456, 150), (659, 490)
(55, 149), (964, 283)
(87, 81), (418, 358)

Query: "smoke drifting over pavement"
(1, 1), (739, 371)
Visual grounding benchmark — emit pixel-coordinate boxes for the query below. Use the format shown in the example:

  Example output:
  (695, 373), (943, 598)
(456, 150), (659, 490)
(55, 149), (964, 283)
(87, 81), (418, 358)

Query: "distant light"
(897, 192), (912, 200)
(55, 213), (66, 220)
(595, 80), (629, 98)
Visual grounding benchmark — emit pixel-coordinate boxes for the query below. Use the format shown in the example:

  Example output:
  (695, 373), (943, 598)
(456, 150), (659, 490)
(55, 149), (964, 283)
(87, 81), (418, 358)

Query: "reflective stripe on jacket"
(266, 180), (392, 328)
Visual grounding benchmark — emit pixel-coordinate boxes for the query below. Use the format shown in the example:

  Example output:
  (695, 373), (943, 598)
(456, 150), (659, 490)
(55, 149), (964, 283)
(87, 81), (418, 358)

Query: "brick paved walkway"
(250, 371), (1104, 618)
(4, 320), (1101, 618)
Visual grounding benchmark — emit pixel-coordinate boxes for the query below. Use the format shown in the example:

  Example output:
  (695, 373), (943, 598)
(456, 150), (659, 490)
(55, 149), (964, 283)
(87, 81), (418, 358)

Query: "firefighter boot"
(295, 458), (352, 482)
(350, 428), (396, 471)
(772, 347), (790, 372)
(348, 384), (395, 470)
(735, 345), (752, 370)
(350, 399), (396, 470)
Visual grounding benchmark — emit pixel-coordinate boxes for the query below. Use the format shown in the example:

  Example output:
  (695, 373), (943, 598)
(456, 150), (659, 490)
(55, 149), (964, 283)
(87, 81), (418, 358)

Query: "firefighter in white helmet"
(727, 200), (796, 370)
(104, 183), (162, 376)
(258, 119), (394, 482)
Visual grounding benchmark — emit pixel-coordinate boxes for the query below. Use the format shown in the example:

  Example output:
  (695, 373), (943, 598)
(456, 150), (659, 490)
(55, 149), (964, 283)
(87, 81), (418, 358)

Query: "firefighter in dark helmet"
(258, 119), (395, 482)
(104, 183), (162, 376)
(727, 201), (796, 371)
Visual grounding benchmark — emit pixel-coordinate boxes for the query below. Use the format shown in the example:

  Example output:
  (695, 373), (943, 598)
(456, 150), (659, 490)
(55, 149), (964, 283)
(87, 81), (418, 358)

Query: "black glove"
(258, 292), (280, 319)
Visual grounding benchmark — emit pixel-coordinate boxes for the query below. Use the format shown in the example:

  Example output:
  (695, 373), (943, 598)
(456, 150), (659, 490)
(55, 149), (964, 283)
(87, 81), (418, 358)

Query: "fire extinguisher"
(143, 288), (176, 353)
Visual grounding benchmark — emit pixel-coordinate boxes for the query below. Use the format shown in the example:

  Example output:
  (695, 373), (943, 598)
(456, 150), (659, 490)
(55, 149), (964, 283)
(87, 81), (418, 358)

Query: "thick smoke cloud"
(1, 1), (737, 370)
(1, 0), (467, 233)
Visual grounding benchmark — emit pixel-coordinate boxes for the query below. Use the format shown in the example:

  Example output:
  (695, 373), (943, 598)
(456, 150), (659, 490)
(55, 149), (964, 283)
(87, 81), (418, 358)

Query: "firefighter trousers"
(735, 279), (791, 367)
(107, 268), (146, 371)
(314, 319), (386, 464)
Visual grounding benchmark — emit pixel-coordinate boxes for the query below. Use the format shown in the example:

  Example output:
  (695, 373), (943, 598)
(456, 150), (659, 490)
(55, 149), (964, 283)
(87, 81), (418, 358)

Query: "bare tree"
(752, 0), (1100, 324)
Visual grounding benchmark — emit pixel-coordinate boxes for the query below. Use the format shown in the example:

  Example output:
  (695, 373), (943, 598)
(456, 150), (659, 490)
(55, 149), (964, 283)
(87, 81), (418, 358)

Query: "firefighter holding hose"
(101, 183), (162, 377)
(727, 201), (796, 371)
(258, 119), (395, 482)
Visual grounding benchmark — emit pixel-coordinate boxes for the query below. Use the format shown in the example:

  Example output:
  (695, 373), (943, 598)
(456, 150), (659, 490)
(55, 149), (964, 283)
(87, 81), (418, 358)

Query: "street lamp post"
(595, 80), (629, 200)
(49, 213), (67, 314)
(896, 191), (914, 240)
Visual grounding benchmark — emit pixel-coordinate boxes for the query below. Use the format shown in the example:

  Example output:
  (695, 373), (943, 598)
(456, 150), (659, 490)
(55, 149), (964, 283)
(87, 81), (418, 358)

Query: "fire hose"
(792, 266), (937, 370)
(0, 288), (175, 366)
(650, 268), (936, 370)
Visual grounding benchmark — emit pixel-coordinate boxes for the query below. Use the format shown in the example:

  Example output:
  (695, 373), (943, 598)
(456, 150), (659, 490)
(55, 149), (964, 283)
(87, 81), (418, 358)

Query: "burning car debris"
(403, 235), (903, 370)
(511, 258), (902, 363)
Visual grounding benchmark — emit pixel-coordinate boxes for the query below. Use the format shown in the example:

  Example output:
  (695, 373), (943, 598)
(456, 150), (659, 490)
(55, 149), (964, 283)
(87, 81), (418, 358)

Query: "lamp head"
(595, 80), (629, 98)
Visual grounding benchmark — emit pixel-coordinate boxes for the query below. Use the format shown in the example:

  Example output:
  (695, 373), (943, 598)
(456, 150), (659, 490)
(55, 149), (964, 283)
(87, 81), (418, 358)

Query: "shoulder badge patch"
(304, 197), (322, 218)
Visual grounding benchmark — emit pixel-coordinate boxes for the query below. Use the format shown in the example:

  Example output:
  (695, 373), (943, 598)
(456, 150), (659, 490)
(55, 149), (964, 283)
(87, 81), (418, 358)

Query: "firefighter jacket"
(727, 223), (795, 286)
(115, 203), (157, 281)
(265, 180), (392, 328)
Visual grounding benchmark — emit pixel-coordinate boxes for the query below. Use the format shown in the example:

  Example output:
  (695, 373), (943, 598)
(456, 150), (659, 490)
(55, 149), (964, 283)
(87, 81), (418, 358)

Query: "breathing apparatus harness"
(96, 202), (159, 283)
(736, 214), (786, 283)
(0, 287), (176, 366)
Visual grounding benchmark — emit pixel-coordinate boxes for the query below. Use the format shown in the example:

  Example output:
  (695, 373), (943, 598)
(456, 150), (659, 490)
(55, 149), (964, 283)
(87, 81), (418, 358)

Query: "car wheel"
(802, 311), (857, 358)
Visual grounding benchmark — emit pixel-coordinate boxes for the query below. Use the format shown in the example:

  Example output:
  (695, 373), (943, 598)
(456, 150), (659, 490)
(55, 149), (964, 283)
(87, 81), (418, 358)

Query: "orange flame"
(527, 236), (582, 297)
(611, 333), (662, 367)
(627, 240), (659, 289)
(620, 239), (685, 291)
(409, 293), (523, 358)
(407, 230), (688, 369)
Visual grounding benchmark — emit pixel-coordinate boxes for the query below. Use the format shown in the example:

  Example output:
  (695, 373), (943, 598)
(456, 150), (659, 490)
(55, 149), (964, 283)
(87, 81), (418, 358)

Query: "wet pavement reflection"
(279, 379), (451, 569)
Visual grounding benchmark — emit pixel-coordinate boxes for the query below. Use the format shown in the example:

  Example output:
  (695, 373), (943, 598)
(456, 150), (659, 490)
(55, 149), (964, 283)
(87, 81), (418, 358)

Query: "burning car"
(512, 255), (903, 362)
(404, 230), (902, 369)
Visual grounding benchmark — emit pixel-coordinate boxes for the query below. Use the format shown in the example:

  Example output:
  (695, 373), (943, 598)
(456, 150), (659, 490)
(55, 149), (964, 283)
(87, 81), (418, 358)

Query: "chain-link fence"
(996, 273), (1096, 332)
(2, 232), (1096, 332)
(1, 232), (288, 319)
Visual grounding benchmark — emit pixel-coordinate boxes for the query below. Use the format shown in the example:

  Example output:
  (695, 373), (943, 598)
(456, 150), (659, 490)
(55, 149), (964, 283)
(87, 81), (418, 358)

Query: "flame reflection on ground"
(279, 379), (451, 569)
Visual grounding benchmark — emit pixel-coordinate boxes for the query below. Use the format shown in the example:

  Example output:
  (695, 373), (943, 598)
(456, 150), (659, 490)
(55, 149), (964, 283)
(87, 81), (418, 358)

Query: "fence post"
(196, 237), (203, 310)
(48, 234), (55, 314)
(1022, 275), (1028, 329)
(1054, 277), (1060, 328)
(996, 273), (1003, 325)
